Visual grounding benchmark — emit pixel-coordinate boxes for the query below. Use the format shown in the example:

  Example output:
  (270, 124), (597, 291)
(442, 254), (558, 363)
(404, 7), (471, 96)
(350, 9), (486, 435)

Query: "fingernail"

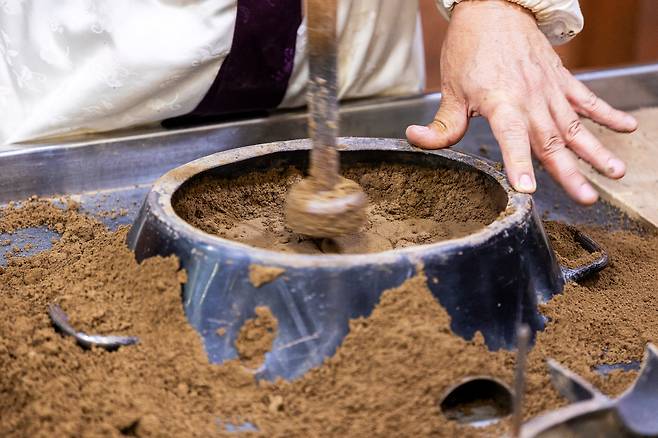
(409, 125), (429, 133)
(517, 174), (536, 192)
(579, 183), (598, 202)
(606, 158), (625, 176)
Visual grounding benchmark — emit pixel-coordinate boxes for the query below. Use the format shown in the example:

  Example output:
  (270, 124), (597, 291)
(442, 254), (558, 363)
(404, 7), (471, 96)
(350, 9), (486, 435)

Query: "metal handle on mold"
(560, 227), (609, 283)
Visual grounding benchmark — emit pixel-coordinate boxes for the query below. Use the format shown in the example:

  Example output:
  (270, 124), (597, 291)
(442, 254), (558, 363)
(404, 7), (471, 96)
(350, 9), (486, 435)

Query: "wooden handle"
(306, 0), (339, 189)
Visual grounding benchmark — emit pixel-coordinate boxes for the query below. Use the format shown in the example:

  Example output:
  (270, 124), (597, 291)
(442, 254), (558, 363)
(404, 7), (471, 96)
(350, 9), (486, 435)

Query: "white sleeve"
(281, 0), (425, 109)
(436, 0), (584, 46)
(0, 0), (236, 146)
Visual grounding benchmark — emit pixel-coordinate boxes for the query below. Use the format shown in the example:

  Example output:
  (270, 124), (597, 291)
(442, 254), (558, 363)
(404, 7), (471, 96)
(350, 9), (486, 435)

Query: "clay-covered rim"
(148, 137), (532, 268)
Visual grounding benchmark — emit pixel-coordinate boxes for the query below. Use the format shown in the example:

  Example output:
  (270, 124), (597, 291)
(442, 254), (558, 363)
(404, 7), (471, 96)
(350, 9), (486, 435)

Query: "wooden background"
(420, 0), (658, 91)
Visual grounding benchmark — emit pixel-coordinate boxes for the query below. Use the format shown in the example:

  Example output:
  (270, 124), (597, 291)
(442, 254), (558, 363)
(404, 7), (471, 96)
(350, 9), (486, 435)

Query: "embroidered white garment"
(0, 0), (237, 146)
(0, 0), (424, 147)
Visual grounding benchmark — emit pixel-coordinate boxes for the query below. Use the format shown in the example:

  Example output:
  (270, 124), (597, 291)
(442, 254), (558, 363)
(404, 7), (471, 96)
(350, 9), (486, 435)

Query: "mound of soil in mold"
(173, 163), (506, 254)
(0, 199), (656, 437)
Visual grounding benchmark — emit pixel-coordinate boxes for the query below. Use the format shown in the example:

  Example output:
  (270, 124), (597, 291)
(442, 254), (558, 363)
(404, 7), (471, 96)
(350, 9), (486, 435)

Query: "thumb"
(406, 95), (468, 149)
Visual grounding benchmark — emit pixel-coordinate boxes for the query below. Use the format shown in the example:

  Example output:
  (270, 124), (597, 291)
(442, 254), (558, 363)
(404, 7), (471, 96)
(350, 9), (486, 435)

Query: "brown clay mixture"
(248, 264), (285, 288)
(173, 163), (504, 254)
(543, 221), (603, 269)
(235, 306), (278, 369)
(0, 198), (657, 437)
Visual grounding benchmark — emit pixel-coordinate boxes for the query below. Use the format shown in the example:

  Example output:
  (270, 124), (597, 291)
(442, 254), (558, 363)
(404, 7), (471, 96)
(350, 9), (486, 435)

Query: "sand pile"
(0, 199), (656, 437)
(173, 163), (505, 254)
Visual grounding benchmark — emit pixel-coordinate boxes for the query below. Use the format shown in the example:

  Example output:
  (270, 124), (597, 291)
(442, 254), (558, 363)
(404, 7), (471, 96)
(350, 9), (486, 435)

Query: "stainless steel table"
(1, 63), (656, 262)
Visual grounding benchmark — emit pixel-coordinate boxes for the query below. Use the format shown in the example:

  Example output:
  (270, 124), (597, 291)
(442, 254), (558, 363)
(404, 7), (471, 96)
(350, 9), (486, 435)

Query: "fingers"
(487, 105), (536, 193)
(529, 110), (599, 205)
(565, 76), (638, 133)
(550, 95), (625, 179)
(406, 94), (468, 149)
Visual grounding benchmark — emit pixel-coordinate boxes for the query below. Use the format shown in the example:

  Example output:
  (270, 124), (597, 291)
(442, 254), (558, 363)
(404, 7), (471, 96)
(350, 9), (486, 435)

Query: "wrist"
(454, 0), (533, 17)
(452, 0), (536, 28)
(436, 0), (584, 45)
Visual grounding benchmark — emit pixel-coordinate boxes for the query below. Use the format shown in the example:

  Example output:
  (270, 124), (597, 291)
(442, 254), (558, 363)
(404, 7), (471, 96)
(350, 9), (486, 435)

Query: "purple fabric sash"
(180, 0), (302, 119)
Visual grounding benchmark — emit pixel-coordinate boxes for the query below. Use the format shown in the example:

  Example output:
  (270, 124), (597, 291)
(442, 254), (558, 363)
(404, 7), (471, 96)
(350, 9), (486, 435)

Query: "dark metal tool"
(521, 343), (658, 437)
(285, 0), (367, 238)
(48, 304), (139, 350)
(512, 324), (531, 437)
(129, 137), (611, 380)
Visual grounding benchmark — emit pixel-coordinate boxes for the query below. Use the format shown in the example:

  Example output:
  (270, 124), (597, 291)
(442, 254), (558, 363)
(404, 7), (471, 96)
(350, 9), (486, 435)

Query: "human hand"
(406, 0), (637, 205)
